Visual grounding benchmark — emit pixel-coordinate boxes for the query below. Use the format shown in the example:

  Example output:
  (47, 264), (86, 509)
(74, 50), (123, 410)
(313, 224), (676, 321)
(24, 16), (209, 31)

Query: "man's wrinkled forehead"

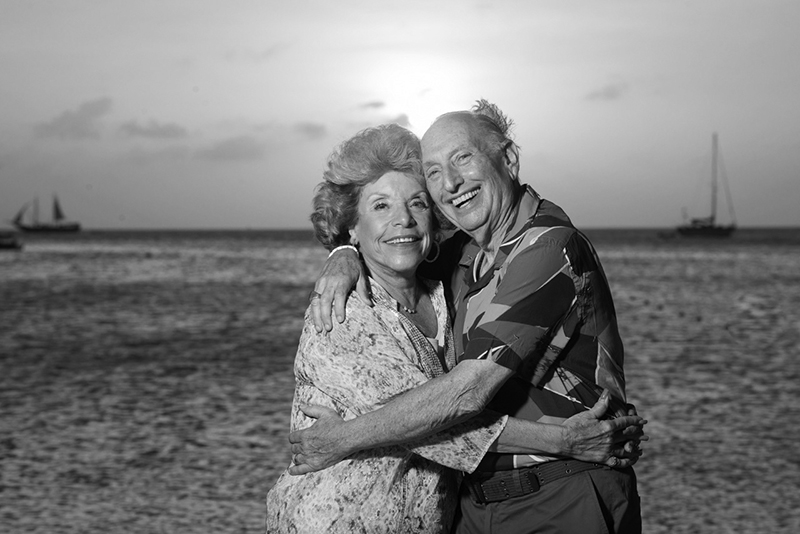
(421, 112), (482, 158)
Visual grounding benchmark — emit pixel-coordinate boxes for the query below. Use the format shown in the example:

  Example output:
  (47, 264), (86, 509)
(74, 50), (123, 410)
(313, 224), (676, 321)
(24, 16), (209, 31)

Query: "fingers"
(310, 287), (325, 333)
(610, 415), (647, 430)
(333, 288), (348, 324)
(623, 440), (640, 454)
(288, 463), (315, 476)
(586, 389), (610, 419)
(355, 275), (372, 307)
(318, 291), (334, 332)
(299, 404), (339, 419)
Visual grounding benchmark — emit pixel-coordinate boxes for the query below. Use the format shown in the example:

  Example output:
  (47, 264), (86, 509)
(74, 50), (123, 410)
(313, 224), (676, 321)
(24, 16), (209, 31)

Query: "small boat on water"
(0, 231), (23, 250)
(13, 195), (81, 233)
(676, 133), (736, 238)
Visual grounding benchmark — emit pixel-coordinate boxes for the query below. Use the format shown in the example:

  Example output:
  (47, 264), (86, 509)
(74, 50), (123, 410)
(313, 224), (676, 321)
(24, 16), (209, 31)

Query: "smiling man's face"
(421, 113), (518, 242)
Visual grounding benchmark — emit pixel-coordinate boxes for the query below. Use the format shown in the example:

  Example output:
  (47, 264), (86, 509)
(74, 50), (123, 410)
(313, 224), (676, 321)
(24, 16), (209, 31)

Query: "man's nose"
(442, 166), (463, 193)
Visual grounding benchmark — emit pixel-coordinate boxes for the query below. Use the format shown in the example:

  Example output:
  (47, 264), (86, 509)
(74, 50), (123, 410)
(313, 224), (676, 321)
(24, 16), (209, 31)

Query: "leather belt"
(464, 460), (605, 504)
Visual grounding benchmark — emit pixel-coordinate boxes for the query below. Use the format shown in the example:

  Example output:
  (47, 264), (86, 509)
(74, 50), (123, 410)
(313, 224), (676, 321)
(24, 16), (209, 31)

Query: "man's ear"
(503, 141), (520, 179)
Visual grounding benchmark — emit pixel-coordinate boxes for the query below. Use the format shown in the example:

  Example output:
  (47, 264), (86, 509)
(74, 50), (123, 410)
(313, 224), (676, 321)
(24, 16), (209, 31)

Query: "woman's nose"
(394, 206), (415, 227)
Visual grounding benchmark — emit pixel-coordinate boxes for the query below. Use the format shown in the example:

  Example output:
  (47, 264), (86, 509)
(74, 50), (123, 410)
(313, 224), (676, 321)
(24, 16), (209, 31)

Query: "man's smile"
(451, 187), (480, 208)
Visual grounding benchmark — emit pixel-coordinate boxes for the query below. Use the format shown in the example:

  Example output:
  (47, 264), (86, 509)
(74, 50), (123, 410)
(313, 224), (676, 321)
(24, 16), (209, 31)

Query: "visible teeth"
(387, 237), (418, 244)
(453, 189), (478, 207)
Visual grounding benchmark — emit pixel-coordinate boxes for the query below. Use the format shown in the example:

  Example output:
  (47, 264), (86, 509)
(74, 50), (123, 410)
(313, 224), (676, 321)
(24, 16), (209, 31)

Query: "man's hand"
(311, 248), (369, 332)
(288, 404), (352, 475)
(561, 390), (648, 468)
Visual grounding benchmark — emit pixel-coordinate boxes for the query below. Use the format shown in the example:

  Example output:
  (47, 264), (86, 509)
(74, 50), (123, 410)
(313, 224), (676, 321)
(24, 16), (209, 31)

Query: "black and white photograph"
(1, 1), (798, 533)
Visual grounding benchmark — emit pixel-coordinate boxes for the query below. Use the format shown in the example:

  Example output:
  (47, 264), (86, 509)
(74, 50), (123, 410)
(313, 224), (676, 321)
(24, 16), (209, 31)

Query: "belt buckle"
(523, 468), (541, 493)
(467, 478), (488, 504)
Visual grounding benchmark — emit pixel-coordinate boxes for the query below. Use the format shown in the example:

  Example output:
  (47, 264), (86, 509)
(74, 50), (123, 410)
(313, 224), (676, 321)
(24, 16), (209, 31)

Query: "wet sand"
(1, 231), (798, 533)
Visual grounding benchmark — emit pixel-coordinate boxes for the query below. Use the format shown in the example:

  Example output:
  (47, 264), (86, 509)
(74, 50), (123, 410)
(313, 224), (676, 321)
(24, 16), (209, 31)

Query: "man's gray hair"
(472, 99), (515, 142)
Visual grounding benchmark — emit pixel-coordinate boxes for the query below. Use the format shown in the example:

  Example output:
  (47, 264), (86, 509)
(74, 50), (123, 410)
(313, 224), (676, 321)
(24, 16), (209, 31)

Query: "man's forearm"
(488, 415), (569, 455)
(333, 360), (511, 455)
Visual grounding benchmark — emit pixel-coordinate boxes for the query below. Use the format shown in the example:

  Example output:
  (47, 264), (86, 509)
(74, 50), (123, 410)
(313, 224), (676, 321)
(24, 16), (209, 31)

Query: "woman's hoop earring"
(424, 240), (440, 263)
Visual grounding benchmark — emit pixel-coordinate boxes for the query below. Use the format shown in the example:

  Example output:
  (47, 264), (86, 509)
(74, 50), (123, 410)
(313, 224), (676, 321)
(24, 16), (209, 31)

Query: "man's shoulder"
(531, 198), (575, 230)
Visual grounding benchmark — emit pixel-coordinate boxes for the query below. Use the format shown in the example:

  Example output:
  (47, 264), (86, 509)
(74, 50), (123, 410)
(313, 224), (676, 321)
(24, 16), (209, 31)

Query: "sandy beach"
(1, 229), (798, 533)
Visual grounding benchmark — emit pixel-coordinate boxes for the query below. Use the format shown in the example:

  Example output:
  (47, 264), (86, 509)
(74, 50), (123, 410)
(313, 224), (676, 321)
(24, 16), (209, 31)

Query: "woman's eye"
(373, 202), (388, 210)
(410, 199), (429, 210)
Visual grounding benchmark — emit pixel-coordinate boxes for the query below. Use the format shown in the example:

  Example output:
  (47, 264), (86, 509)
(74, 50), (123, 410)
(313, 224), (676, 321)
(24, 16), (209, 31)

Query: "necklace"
(400, 304), (417, 314)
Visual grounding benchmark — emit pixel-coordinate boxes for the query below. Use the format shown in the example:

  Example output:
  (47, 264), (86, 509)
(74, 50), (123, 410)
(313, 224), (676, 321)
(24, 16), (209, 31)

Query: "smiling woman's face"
(349, 171), (434, 281)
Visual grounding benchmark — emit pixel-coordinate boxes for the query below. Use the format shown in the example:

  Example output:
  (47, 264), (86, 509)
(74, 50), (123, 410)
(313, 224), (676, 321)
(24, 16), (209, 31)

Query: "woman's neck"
(368, 267), (420, 312)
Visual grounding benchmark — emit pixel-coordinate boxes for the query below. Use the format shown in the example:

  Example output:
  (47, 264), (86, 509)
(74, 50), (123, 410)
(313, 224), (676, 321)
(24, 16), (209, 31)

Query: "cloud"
(196, 135), (265, 161)
(360, 101), (386, 109)
(586, 82), (630, 101)
(388, 114), (410, 127)
(120, 120), (188, 139)
(294, 122), (327, 140)
(34, 97), (113, 139)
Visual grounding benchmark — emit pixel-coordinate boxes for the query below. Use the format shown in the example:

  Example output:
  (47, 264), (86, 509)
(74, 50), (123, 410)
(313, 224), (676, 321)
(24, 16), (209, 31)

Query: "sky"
(1, 0), (798, 229)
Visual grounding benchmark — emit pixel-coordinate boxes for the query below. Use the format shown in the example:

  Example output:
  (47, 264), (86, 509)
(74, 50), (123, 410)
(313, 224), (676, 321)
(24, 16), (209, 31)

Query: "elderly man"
(291, 101), (643, 533)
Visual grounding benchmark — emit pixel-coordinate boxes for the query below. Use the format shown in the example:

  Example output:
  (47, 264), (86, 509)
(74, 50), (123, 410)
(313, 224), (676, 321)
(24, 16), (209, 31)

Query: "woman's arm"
(291, 389), (645, 476)
(297, 303), (508, 473)
(289, 355), (645, 475)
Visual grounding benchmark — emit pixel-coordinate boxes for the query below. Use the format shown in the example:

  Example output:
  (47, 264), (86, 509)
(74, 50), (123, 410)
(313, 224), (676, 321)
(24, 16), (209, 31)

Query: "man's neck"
(474, 187), (522, 254)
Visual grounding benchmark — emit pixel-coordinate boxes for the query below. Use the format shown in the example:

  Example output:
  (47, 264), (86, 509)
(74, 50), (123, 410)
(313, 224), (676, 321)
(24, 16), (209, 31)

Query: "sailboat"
(12, 195), (82, 233)
(676, 132), (736, 237)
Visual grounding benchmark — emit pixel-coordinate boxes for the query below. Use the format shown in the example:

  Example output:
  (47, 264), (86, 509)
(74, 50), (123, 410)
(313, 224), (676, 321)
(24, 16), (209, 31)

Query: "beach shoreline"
(2, 230), (799, 533)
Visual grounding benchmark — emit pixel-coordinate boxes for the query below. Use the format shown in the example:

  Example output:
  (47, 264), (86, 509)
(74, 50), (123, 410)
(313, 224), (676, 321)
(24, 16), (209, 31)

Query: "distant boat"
(0, 231), (23, 250)
(676, 133), (736, 237)
(13, 195), (82, 233)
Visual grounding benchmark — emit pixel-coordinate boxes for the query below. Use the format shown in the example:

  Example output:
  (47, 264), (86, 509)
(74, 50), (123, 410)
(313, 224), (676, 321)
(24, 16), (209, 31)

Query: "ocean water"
(1, 229), (799, 533)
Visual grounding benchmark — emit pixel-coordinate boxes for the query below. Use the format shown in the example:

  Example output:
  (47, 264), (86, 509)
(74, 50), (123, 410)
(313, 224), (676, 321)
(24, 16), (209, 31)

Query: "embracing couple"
(266, 100), (646, 534)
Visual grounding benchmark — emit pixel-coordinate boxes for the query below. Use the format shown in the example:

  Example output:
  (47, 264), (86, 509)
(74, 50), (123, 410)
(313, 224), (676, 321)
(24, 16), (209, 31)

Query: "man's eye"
(456, 153), (472, 163)
(426, 169), (440, 180)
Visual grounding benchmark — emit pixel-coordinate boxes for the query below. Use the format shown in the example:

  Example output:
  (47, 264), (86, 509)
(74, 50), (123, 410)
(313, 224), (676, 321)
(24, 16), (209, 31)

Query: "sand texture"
(1, 230), (798, 533)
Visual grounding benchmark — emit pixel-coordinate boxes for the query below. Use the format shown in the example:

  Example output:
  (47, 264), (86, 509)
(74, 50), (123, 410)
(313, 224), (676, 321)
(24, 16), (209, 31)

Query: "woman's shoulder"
(300, 290), (385, 344)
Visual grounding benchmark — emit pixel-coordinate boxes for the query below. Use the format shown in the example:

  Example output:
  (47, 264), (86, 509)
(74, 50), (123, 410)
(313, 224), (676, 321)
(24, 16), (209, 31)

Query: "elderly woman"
(266, 124), (634, 533)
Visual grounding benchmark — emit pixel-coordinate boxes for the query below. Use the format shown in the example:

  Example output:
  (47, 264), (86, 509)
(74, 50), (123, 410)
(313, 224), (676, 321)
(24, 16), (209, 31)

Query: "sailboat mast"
(711, 132), (718, 224)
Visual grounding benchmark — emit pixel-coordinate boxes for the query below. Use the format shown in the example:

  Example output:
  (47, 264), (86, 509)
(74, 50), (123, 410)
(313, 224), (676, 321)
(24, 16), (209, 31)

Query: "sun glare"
(362, 53), (472, 136)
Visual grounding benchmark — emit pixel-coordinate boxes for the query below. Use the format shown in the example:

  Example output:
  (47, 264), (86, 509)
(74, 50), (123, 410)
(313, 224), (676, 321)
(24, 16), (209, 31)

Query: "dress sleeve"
(462, 235), (577, 375)
(403, 412), (507, 474)
(295, 302), (506, 472)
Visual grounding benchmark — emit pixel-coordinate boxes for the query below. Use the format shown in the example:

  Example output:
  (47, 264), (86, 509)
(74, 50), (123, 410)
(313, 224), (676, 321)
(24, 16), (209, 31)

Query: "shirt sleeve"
(296, 303), (505, 472)
(462, 234), (577, 375)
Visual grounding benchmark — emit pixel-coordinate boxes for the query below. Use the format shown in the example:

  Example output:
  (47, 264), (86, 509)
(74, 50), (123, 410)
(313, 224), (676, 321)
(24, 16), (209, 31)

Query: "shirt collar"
(457, 183), (542, 269)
